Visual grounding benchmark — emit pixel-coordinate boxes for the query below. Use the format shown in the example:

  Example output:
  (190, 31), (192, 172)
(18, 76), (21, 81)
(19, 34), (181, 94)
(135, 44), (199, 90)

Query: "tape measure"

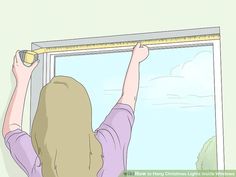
(20, 34), (220, 65)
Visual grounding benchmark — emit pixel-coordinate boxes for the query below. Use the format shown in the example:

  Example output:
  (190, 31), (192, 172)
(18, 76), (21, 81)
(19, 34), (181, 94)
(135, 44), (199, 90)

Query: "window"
(30, 27), (224, 170)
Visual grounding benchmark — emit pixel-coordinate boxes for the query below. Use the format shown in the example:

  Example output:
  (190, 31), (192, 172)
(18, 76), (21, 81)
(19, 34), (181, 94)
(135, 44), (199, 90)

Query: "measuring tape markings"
(24, 34), (220, 64)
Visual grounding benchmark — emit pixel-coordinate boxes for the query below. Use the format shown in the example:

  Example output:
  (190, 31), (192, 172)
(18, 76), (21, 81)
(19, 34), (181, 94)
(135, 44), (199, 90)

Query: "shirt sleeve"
(4, 129), (41, 177)
(96, 103), (135, 150)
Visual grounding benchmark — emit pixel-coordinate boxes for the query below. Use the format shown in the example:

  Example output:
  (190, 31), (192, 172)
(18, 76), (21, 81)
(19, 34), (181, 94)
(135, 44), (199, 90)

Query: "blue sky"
(55, 45), (216, 169)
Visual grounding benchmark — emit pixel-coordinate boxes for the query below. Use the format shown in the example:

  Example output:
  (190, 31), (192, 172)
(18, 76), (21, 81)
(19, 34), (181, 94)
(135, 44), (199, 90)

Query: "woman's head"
(31, 76), (103, 177)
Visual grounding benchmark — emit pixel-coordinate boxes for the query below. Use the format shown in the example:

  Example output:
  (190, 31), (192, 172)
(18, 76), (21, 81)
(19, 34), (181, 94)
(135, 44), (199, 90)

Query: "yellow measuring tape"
(23, 34), (220, 64)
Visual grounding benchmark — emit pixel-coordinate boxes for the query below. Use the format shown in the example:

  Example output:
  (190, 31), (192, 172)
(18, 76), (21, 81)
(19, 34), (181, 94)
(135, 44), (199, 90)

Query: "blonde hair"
(31, 76), (103, 177)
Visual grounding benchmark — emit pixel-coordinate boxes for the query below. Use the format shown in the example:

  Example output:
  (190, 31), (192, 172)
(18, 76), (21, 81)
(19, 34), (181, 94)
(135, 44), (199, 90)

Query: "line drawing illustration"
(2, 27), (225, 177)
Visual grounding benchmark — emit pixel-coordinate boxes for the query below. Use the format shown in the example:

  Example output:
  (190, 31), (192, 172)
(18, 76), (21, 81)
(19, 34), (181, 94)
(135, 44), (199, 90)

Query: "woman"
(2, 43), (149, 177)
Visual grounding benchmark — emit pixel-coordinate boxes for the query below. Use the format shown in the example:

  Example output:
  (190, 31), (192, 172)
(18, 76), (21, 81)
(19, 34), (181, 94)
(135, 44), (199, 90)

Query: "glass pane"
(55, 46), (216, 170)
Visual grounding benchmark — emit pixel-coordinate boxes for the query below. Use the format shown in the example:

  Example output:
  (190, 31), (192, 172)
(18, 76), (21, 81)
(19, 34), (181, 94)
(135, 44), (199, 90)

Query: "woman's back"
(4, 103), (134, 177)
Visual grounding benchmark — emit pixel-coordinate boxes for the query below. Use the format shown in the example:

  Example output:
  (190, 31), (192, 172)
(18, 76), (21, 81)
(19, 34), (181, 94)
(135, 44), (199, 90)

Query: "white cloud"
(139, 51), (215, 108)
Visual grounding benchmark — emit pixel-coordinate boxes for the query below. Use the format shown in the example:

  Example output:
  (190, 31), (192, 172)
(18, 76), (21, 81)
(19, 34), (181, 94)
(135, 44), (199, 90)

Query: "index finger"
(134, 42), (141, 49)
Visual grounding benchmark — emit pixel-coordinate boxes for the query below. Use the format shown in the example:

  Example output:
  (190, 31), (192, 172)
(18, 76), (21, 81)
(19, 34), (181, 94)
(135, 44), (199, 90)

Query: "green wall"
(0, 0), (235, 176)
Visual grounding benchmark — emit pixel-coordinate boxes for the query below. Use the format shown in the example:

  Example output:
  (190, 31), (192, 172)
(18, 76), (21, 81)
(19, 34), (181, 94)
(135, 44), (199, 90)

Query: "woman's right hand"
(12, 51), (39, 85)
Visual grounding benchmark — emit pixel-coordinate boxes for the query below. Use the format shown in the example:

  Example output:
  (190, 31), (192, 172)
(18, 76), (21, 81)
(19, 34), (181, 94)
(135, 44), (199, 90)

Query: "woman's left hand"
(131, 43), (149, 63)
(12, 51), (39, 85)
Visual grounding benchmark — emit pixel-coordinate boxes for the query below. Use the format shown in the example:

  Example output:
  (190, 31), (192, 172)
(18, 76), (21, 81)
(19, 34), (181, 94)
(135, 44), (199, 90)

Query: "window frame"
(30, 27), (225, 170)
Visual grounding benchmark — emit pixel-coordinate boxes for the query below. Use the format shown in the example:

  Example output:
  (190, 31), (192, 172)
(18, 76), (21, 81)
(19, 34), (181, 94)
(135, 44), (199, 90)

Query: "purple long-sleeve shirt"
(4, 103), (134, 177)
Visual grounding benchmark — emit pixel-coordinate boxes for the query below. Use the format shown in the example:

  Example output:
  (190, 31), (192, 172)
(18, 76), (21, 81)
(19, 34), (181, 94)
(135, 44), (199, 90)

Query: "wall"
(0, 0), (235, 176)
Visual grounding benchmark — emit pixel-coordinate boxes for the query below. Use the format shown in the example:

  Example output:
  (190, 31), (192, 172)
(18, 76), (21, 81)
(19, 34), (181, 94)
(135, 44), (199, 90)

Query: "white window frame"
(30, 27), (225, 170)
